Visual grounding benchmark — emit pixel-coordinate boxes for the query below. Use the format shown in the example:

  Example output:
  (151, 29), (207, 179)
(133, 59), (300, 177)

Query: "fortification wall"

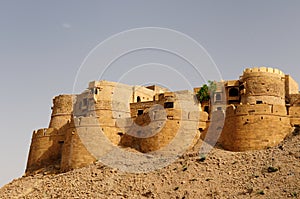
(60, 119), (96, 171)
(120, 91), (203, 152)
(240, 67), (285, 105)
(49, 95), (73, 129)
(74, 80), (133, 145)
(27, 72), (299, 174)
(219, 104), (292, 151)
(285, 75), (299, 95)
(289, 106), (300, 126)
(27, 94), (73, 174)
(200, 110), (225, 143)
(94, 86), (132, 145)
(120, 109), (202, 152)
(26, 127), (65, 173)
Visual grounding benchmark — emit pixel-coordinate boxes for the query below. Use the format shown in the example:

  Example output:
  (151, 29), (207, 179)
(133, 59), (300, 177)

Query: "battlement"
(32, 128), (61, 139)
(243, 67), (285, 77)
(51, 95), (73, 115)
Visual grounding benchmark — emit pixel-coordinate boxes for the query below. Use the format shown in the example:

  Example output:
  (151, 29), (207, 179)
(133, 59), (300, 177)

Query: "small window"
(137, 96), (141, 102)
(256, 100), (263, 104)
(215, 93), (221, 101)
(95, 88), (98, 94)
(137, 109), (144, 115)
(164, 102), (174, 108)
(217, 107), (222, 111)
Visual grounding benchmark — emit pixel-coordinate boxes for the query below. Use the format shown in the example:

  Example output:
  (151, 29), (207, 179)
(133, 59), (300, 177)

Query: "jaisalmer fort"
(25, 67), (300, 174)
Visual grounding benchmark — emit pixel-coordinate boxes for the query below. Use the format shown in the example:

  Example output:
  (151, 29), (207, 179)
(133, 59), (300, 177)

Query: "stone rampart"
(26, 127), (65, 174)
(240, 67), (285, 105)
(49, 95), (73, 129)
(219, 104), (292, 151)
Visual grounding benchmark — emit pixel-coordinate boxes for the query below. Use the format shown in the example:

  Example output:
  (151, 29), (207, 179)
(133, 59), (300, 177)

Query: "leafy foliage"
(196, 80), (217, 103)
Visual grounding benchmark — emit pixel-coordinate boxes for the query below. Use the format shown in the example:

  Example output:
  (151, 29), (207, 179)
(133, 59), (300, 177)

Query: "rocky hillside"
(1, 131), (300, 199)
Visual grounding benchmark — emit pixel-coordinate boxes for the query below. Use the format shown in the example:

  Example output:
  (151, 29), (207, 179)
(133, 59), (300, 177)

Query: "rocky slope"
(1, 131), (300, 199)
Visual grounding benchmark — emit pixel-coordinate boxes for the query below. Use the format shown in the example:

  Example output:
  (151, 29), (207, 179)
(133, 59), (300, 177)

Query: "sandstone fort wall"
(49, 95), (73, 129)
(240, 67), (285, 105)
(219, 104), (292, 151)
(26, 67), (300, 174)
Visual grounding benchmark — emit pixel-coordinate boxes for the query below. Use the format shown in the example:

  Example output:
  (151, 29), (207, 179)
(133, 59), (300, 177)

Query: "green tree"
(196, 80), (217, 103)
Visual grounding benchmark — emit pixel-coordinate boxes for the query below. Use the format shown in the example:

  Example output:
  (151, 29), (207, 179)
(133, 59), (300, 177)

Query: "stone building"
(26, 67), (300, 174)
(198, 67), (300, 151)
(26, 80), (207, 174)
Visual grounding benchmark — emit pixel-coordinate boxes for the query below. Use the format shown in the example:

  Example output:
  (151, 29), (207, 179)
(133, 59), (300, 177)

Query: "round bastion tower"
(26, 95), (73, 174)
(219, 67), (292, 151)
(48, 95), (73, 129)
(240, 67), (285, 106)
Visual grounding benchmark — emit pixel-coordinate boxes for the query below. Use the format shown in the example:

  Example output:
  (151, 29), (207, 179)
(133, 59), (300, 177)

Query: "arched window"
(137, 96), (141, 102)
(229, 87), (239, 97)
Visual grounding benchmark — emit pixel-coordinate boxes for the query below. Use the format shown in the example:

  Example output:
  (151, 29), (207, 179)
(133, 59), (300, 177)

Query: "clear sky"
(0, 1), (299, 187)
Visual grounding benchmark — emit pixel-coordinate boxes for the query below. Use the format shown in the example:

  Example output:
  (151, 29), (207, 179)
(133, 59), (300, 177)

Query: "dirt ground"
(1, 131), (300, 199)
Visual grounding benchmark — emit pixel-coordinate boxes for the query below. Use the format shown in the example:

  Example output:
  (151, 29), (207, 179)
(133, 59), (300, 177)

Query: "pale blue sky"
(0, 0), (299, 187)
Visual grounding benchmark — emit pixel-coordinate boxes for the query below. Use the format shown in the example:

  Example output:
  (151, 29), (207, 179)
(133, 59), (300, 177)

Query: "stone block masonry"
(25, 67), (300, 174)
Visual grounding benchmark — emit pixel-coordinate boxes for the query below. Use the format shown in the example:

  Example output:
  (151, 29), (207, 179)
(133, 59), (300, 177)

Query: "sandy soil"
(1, 131), (299, 199)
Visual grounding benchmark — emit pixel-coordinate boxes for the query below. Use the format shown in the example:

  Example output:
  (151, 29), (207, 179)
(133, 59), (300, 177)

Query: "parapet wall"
(242, 67), (285, 76)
